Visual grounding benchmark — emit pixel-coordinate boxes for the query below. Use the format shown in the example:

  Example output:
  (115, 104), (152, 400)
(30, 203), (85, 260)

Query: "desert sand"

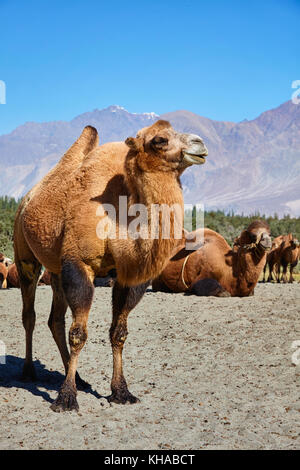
(0, 283), (299, 450)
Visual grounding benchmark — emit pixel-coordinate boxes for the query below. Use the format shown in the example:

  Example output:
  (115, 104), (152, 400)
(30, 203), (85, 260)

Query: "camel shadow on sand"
(0, 355), (103, 404)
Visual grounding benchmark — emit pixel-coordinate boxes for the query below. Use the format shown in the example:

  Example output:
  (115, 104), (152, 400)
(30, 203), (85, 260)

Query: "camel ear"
(125, 136), (143, 152)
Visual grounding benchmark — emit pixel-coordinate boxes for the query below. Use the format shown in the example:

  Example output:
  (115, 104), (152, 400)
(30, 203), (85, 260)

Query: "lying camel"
(0, 263), (8, 289)
(0, 253), (13, 268)
(7, 263), (20, 288)
(6, 263), (51, 288)
(14, 120), (208, 412)
(152, 220), (272, 297)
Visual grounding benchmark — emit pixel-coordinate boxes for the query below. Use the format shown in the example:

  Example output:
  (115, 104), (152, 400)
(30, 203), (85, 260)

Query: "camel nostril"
(191, 137), (203, 144)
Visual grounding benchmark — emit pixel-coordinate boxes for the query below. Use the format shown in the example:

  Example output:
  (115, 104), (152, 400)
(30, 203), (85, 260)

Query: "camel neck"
(234, 247), (266, 295)
(125, 158), (183, 207)
(114, 159), (184, 286)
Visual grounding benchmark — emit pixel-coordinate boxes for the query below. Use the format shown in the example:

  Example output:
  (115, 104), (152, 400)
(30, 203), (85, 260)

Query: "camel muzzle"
(259, 234), (272, 251)
(183, 134), (208, 165)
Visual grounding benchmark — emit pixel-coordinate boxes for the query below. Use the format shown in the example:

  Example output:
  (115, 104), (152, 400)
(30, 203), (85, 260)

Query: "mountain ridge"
(0, 101), (299, 216)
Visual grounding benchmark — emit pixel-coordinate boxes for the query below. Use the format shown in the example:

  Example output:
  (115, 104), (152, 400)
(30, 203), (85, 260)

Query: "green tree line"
(0, 197), (299, 266)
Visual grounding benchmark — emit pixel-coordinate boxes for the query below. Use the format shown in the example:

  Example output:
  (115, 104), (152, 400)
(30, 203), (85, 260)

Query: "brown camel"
(263, 234), (299, 283)
(262, 235), (284, 282)
(0, 263), (8, 289)
(152, 220), (272, 297)
(7, 263), (20, 288)
(0, 253), (13, 268)
(278, 234), (299, 283)
(13, 120), (208, 412)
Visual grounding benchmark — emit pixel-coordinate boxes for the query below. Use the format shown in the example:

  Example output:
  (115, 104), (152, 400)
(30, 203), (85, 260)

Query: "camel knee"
(69, 323), (87, 352)
(110, 323), (128, 348)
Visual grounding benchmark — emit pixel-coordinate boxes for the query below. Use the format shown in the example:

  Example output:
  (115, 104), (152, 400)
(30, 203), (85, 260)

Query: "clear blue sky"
(0, 0), (299, 134)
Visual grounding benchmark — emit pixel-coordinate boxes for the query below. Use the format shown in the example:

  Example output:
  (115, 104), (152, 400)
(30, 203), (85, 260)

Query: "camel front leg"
(50, 261), (94, 412)
(108, 281), (149, 404)
(267, 261), (274, 282)
(289, 263), (297, 283)
(275, 263), (281, 283)
(281, 263), (288, 283)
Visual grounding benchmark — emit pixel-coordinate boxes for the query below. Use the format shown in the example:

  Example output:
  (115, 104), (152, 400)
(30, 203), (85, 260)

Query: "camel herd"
(0, 121), (299, 413)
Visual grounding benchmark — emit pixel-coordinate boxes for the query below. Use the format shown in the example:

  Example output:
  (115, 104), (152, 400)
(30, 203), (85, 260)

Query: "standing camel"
(278, 234), (299, 283)
(152, 220), (272, 297)
(262, 235), (284, 283)
(14, 120), (208, 412)
(263, 234), (299, 283)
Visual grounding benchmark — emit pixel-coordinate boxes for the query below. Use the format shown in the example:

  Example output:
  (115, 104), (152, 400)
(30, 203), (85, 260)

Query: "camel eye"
(151, 136), (168, 148)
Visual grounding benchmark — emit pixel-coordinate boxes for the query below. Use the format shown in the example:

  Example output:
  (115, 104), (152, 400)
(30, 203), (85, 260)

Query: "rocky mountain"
(0, 101), (299, 216)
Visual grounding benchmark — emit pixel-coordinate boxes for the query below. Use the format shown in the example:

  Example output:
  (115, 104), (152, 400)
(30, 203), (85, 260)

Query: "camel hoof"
(21, 363), (37, 382)
(107, 390), (140, 405)
(75, 372), (91, 391)
(50, 384), (79, 412)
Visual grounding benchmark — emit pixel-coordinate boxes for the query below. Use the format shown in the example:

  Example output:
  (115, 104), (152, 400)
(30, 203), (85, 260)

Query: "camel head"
(0, 253), (13, 268)
(285, 233), (299, 249)
(237, 220), (272, 252)
(125, 120), (208, 172)
(289, 235), (300, 249)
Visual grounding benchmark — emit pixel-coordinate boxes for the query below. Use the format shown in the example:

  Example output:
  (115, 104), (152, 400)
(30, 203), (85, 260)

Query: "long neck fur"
(232, 246), (267, 296)
(115, 154), (184, 286)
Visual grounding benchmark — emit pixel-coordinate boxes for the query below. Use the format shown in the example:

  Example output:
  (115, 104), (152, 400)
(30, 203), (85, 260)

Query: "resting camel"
(0, 253), (13, 268)
(0, 263), (8, 289)
(152, 220), (272, 297)
(14, 120), (208, 412)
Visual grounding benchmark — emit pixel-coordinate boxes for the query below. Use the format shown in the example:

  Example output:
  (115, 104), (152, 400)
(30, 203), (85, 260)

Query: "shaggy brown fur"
(152, 220), (272, 297)
(14, 121), (208, 412)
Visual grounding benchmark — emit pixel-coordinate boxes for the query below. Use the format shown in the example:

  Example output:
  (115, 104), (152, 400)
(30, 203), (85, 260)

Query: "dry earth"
(0, 283), (299, 450)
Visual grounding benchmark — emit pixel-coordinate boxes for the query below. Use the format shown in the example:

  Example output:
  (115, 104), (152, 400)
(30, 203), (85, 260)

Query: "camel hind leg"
(15, 257), (42, 380)
(48, 273), (90, 390)
(289, 262), (297, 283)
(50, 260), (94, 412)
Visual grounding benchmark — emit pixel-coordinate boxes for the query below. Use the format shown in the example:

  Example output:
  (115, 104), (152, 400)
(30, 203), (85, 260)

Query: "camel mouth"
(183, 152), (207, 165)
(259, 236), (272, 251)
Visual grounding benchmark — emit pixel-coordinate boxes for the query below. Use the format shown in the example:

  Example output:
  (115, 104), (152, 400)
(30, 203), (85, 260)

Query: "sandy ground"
(0, 283), (299, 450)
